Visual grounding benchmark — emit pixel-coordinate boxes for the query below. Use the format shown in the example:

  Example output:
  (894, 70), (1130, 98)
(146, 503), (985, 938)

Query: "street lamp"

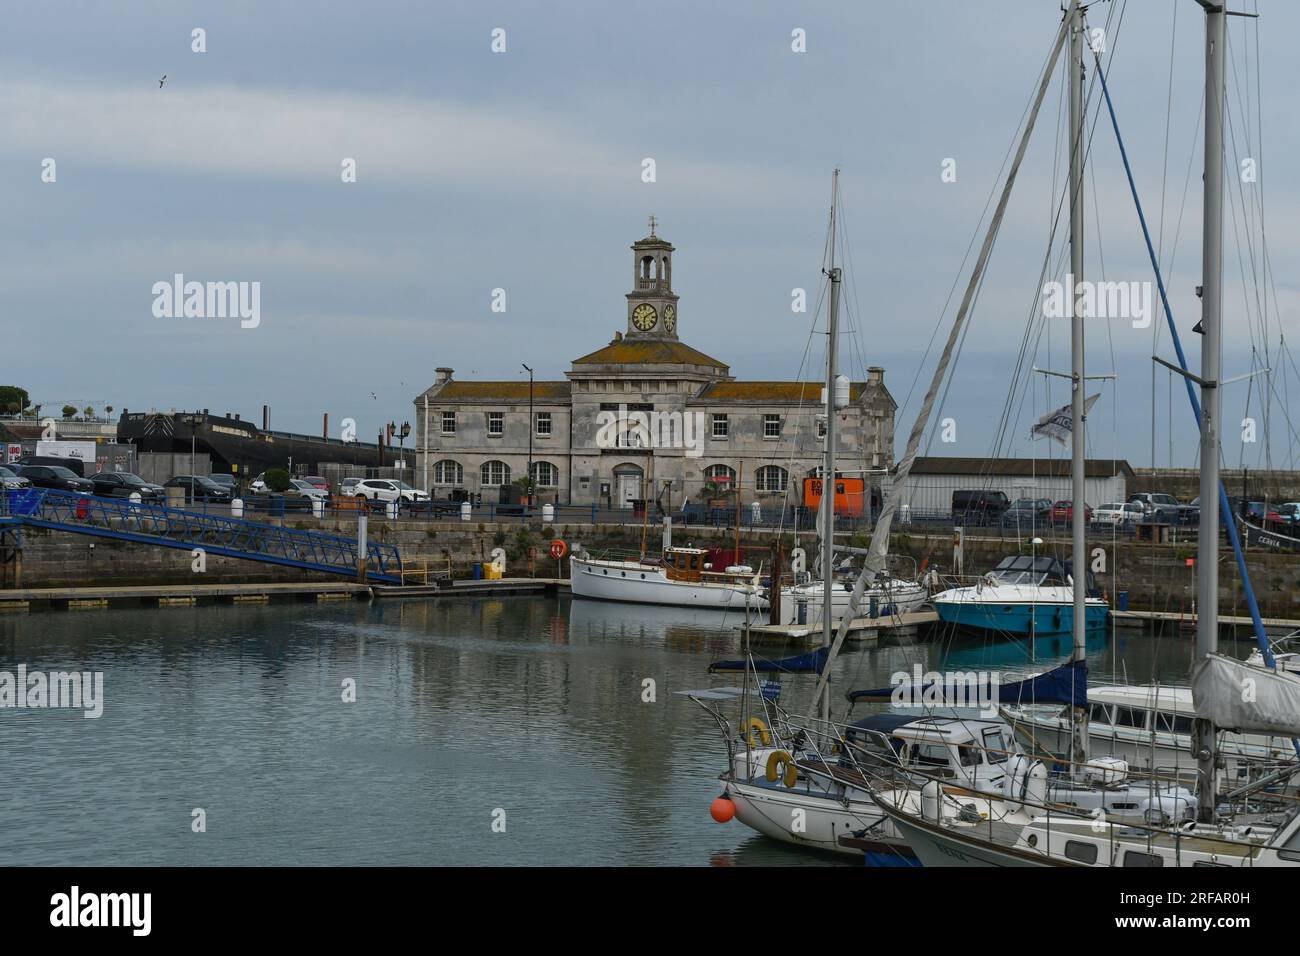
(522, 363), (534, 504)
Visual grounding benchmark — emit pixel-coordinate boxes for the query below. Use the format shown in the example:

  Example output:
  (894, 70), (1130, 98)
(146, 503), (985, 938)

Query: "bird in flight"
(369, 392), (377, 400)
(159, 75), (167, 88)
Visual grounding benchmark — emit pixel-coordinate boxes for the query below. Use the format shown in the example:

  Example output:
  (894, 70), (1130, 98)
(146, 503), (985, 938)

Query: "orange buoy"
(710, 796), (736, 823)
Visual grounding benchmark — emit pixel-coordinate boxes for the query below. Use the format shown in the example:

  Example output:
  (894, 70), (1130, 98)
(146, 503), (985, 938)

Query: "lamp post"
(522, 363), (534, 505)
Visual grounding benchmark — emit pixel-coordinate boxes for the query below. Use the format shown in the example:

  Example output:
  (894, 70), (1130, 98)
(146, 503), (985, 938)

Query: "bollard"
(129, 492), (141, 505)
(231, 498), (244, 518)
(543, 502), (555, 522)
(386, 500), (398, 520)
(312, 498), (324, 519)
(461, 501), (472, 522)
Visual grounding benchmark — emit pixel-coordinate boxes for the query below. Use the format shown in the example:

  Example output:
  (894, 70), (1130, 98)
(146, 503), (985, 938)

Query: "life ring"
(742, 716), (772, 748)
(765, 750), (798, 788)
(549, 539), (567, 560)
(75, 498), (89, 520)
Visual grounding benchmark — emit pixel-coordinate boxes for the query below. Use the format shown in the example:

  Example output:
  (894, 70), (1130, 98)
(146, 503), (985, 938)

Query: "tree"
(84, 406), (95, 419)
(0, 386), (29, 415)
(264, 468), (292, 493)
(61, 405), (77, 420)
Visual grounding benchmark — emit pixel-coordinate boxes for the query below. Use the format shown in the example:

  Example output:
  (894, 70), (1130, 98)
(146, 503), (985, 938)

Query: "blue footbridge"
(1, 488), (403, 583)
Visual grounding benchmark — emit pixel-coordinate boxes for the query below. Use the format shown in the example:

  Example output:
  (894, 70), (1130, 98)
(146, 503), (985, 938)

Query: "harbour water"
(0, 596), (1238, 866)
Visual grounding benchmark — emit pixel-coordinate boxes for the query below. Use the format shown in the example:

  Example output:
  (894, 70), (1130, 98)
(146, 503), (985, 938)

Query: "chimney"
(323, 413), (329, 439)
(435, 367), (454, 385)
(234, 413), (240, 420)
(867, 367), (884, 386)
(202, 408), (209, 417)
(262, 405), (268, 430)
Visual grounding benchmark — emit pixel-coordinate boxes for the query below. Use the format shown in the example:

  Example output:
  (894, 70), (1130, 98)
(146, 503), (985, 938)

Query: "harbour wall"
(6, 516), (1300, 621)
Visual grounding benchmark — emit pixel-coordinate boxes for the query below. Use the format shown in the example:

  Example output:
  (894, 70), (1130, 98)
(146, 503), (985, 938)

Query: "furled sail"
(1191, 654), (1300, 738)
(846, 660), (1086, 709)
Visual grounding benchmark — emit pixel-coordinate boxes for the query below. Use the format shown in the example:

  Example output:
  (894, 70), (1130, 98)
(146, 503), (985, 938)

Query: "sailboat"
(879, 0), (1300, 867)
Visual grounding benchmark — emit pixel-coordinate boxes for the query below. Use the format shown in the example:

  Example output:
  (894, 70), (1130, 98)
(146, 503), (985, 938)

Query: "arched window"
(704, 464), (736, 483)
(756, 465), (789, 493)
(530, 461), (558, 487)
(433, 460), (463, 485)
(480, 460), (510, 486)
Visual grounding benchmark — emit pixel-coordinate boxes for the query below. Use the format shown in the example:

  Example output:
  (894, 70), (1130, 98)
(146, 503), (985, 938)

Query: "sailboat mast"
(821, 168), (841, 724)
(1067, 0), (1089, 765)
(1195, 0), (1226, 819)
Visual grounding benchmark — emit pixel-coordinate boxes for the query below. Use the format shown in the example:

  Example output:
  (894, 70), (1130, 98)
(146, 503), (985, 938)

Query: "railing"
(4, 489), (403, 582)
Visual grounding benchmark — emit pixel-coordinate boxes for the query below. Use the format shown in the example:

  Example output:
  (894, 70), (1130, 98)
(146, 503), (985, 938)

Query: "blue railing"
(4, 489), (403, 582)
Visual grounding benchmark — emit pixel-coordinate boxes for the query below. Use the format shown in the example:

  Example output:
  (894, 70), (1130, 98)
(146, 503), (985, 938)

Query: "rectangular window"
(1064, 841), (1099, 865)
(441, 411), (456, 435)
(712, 414), (728, 439)
(487, 412), (504, 436)
(1122, 851), (1164, 867)
(764, 414), (781, 438)
(535, 412), (551, 436)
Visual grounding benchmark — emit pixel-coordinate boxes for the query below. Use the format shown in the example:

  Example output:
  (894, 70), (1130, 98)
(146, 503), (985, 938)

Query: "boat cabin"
(844, 713), (1017, 782)
(988, 554), (1100, 595)
(662, 547), (708, 583)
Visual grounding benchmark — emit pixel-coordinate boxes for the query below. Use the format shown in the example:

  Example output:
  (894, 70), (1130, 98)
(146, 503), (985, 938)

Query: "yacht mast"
(821, 168), (841, 724)
(1067, 0), (1089, 766)
(1195, 0), (1226, 820)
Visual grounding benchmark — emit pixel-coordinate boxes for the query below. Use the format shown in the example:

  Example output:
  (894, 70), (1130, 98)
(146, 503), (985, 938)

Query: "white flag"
(1031, 393), (1100, 445)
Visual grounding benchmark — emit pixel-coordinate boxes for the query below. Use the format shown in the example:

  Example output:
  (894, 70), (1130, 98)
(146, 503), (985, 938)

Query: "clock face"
(663, 305), (676, 332)
(632, 303), (657, 331)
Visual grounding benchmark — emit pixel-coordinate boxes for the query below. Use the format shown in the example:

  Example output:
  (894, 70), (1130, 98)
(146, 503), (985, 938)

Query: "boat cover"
(844, 659), (1087, 708)
(1191, 654), (1300, 738)
(708, 646), (829, 674)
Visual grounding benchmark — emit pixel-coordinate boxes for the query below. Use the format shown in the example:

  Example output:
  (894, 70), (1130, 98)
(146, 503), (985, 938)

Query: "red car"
(1051, 500), (1093, 524)
(302, 475), (330, 491)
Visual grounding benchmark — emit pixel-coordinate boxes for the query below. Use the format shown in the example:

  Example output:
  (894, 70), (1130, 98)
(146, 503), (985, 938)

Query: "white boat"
(775, 576), (928, 628)
(1001, 683), (1298, 788)
(569, 547), (766, 611)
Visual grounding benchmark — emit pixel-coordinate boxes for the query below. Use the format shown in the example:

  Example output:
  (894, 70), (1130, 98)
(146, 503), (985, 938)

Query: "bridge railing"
(4, 489), (403, 582)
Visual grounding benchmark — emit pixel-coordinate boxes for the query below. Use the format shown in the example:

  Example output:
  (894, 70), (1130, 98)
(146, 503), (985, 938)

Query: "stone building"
(413, 225), (896, 508)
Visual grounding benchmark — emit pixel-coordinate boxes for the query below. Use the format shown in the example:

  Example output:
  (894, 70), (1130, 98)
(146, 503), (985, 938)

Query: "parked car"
(205, 474), (240, 496)
(0, 465), (31, 490)
(1277, 502), (1300, 526)
(17, 464), (94, 494)
(1001, 497), (1052, 529)
(1128, 492), (1181, 524)
(340, 477), (363, 496)
(301, 475), (330, 491)
(17, 455), (89, 477)
(249, 472), (268, 494)
(1050, 500), (1093, 524)
(1094, 501), (1144, 527)
(352, 479), (429, 507)
(88, 472), (165, 500)
(288, 478), (329, 502)
(951, 489), (1011, 526)
(164, 475), (233, 503)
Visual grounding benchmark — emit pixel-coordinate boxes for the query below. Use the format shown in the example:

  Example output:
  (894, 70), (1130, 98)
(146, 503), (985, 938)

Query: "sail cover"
(845, 660), (1086, 708)
(1191, 654), (1300, 738)
(709, 647), (829, 674)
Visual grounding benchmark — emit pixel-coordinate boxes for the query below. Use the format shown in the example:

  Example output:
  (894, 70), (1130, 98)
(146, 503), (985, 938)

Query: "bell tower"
(626, 216), (679, 340)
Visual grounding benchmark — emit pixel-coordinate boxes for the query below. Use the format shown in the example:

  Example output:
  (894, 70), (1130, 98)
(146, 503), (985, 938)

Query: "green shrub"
(265, 468), (292, 493)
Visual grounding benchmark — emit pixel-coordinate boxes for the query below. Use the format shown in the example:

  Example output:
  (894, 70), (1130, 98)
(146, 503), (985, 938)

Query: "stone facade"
(413, 227), (896, 507)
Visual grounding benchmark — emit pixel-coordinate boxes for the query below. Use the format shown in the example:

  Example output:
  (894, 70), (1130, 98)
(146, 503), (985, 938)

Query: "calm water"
(0, 596), (1247, 866)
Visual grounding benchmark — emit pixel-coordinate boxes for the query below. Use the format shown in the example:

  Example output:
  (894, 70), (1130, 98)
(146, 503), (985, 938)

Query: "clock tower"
(626, 217), (679, 340)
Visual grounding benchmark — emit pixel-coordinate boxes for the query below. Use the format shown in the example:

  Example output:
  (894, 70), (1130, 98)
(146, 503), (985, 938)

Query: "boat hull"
(934, 595), (1107, 637)
(570, 556), (765, 611)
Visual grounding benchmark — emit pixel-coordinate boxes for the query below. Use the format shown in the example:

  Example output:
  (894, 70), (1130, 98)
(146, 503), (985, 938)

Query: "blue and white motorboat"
(931, 554), (1108, 637)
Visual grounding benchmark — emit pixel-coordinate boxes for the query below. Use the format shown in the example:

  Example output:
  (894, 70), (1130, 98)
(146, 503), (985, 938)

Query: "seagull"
(369, 391), (377, 400)
(159, 75), (167, 88)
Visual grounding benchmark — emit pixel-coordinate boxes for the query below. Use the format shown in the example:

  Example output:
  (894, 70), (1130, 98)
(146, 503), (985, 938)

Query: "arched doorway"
(612, 463), (644, 510)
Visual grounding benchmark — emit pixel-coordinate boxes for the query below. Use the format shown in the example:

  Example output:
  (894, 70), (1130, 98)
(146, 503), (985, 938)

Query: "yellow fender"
(742, 717), (772, 748)
(765, 750), (798, 788)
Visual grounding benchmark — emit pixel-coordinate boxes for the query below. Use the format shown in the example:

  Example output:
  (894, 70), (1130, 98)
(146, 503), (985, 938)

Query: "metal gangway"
(3, 489), (403, 583)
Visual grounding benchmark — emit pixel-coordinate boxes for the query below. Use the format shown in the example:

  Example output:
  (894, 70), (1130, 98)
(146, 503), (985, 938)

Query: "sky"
(3, 0), (1296, 469)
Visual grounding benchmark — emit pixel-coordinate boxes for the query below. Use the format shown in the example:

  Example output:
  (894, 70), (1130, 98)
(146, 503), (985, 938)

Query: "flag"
(1031, 393), (1100, 445)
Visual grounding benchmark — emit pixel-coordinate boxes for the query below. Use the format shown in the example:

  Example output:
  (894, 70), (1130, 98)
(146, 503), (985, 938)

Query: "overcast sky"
(3, 1), (1295, 469)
